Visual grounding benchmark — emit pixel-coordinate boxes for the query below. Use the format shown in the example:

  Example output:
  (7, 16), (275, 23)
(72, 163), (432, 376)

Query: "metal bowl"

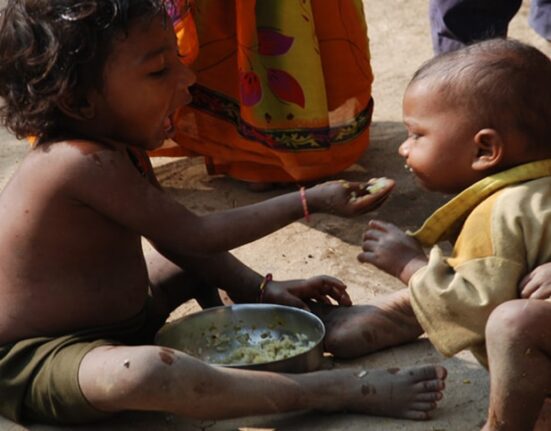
(154, 304), (325, 373)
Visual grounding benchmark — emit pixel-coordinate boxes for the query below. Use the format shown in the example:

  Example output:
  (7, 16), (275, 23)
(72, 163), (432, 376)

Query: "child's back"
(0, 140), (152, 345)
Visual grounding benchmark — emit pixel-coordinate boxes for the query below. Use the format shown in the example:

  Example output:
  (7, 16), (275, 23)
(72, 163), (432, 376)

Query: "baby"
(321, 38), (551, 431)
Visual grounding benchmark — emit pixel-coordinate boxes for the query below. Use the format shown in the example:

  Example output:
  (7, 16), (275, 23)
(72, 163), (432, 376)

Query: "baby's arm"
(357, 220), (427, 284)
(519, 263), (551, 300)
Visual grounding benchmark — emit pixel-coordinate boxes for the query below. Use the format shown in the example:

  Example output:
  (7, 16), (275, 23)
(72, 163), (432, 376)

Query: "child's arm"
(519, 263), (551, 300)
(357, 219), (427, 284)
(160, 249), (351, 308)
(68, 144), (394, 256)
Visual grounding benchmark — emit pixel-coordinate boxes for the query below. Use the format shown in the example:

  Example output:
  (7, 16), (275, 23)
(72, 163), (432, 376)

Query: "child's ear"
(472, 128), (504, 171)
(57, 94), (96, 121)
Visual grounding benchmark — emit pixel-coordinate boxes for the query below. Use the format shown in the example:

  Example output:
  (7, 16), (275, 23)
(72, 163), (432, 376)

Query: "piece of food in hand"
(365, 177), (391, 194)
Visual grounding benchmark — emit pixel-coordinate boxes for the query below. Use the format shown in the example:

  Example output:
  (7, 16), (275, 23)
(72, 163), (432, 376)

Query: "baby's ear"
(57, 93), (96, 121)
(472, 128), (503, 171)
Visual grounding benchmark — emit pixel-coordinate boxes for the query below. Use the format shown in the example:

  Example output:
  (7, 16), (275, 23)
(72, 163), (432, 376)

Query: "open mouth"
(404, 163), (414, 174)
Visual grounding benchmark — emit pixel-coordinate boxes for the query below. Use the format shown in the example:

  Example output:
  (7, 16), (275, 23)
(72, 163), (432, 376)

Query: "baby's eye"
(408, 133), (420, 140)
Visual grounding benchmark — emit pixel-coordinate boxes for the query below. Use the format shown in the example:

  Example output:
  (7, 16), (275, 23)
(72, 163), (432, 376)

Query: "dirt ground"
(1, 1), (550, 430)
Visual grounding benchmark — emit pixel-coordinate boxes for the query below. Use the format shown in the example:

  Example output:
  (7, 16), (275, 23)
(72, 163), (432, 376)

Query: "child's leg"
(313, 289), (423, 358)
(146, 249), (223, 313)
(78, 343), (447, 420)
(483, 299), (551, 431)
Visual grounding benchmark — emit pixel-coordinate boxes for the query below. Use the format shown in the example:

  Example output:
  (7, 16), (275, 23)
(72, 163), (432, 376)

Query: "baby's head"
(0, 0), (187, 144)
(400, 39), (551, 193)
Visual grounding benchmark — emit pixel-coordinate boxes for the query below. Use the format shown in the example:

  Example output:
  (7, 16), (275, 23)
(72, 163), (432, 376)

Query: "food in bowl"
(203, 328), (316, 365)
(155, 304), (325, 372)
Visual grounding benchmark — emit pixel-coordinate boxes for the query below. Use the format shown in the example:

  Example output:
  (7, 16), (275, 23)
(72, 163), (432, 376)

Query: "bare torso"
(0, 141), (151, 345)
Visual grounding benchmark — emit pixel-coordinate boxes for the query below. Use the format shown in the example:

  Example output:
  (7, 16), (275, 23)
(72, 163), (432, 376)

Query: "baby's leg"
(78, 344), (447, 420)
(312, 289), (423, 358)
(146, 249), (223, 313)
(483, 299), (551, 431)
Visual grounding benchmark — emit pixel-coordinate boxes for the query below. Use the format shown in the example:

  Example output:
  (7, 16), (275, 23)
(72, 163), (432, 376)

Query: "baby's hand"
(357, 219), (427, 284)
(307, 178), (395, 217)
(519, 263), (551, 299)
(262, 275), (352, 311)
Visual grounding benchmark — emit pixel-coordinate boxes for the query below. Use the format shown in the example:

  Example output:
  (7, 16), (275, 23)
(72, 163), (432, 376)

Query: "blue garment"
(430, 0), (551, 54)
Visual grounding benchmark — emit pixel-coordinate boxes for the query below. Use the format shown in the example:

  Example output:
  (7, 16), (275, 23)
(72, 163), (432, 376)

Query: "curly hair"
(0, 0), (174, 142)
(409, 38), (551, 151)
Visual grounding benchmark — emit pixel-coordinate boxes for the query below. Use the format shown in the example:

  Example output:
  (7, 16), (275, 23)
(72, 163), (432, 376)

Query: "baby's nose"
(398, 140), (409, 157)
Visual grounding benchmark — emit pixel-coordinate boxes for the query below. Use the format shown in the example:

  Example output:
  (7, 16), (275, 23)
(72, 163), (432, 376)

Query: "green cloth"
(0, 304), (163, 425)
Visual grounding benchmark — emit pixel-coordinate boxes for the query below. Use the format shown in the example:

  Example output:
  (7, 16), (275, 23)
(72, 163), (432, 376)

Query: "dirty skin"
(159, 347), (176, 366)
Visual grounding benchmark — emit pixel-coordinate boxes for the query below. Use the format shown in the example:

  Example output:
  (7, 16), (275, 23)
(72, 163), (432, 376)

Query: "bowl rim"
(154, 303), (326, 368)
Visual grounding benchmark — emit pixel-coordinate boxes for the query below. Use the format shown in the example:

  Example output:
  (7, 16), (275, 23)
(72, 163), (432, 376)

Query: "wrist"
(399, 257), (427, 284)
(258, 273), (273, 303)
(299, 187), (311, 222)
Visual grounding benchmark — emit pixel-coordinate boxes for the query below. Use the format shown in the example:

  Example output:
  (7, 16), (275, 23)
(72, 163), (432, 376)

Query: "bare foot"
(341, 364), (447, 420)
(312, 289), (423, 358)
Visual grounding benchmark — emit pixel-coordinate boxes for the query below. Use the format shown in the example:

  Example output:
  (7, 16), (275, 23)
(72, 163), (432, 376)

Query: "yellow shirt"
(408, 160), (551, 367)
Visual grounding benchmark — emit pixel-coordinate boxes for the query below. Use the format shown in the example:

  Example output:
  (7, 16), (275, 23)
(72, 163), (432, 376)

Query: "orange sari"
(155, 0), (374, 183)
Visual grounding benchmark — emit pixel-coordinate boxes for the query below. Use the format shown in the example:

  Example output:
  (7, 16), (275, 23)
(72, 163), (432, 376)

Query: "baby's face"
(87, 12), (196, 151)
(399, 81), (484, 194)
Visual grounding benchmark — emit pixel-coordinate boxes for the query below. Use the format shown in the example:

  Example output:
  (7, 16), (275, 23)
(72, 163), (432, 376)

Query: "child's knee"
(83, 345), (177, 396)
(486, 300), (537, 342)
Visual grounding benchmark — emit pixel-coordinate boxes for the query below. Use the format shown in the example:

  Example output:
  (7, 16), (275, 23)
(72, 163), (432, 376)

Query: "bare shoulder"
(18, 139), (189, 237)
(25, 139), (130, 178)
(18, 139), (152, 197)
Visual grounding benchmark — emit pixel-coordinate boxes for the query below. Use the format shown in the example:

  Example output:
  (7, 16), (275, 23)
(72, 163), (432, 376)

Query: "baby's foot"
(348, 365), (447, 420)
(313, 289), (423, 358)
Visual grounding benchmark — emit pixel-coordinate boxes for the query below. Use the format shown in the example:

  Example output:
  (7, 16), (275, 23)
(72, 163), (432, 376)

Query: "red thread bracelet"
(258, 273), (273, 303)
(300, 187), (310, 222)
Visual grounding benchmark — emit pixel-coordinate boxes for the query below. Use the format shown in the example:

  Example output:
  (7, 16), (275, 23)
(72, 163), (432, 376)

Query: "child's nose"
(180, 64), (196, 88)
(398, 140), (409, 157)
(178, 63), (197, 90)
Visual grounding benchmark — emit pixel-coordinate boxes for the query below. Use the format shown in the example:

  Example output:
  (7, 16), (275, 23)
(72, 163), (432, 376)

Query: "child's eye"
(149, 67), (168, 78)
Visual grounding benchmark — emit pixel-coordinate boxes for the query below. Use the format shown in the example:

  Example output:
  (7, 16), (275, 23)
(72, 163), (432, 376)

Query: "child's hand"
(357, 219), (427, 284)
(307, 178), (395, 217)
(519, 263), (551, 299)
(262, 275), (352, 311)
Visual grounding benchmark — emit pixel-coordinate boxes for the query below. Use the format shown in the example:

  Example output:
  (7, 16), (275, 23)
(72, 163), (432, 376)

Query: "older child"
(0, 0), (448, 426)
(319, 39), (551, 430)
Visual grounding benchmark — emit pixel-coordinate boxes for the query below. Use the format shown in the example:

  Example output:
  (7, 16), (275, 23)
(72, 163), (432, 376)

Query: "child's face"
(88, 13), (195, 150)
(399, 81), (484, 194)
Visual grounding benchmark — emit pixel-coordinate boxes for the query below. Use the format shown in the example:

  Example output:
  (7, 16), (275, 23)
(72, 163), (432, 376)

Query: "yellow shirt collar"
(410, 159), (551, 246)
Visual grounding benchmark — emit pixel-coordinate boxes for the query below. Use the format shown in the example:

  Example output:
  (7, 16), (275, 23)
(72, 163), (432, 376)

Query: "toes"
(409, 401), (437, 412)
(414, 391), (443, 402)
(406, 365), (447, 383)
(416, 378), (446, 392)
(402, 409), (432, 421)
(435, 365), (448, 380)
